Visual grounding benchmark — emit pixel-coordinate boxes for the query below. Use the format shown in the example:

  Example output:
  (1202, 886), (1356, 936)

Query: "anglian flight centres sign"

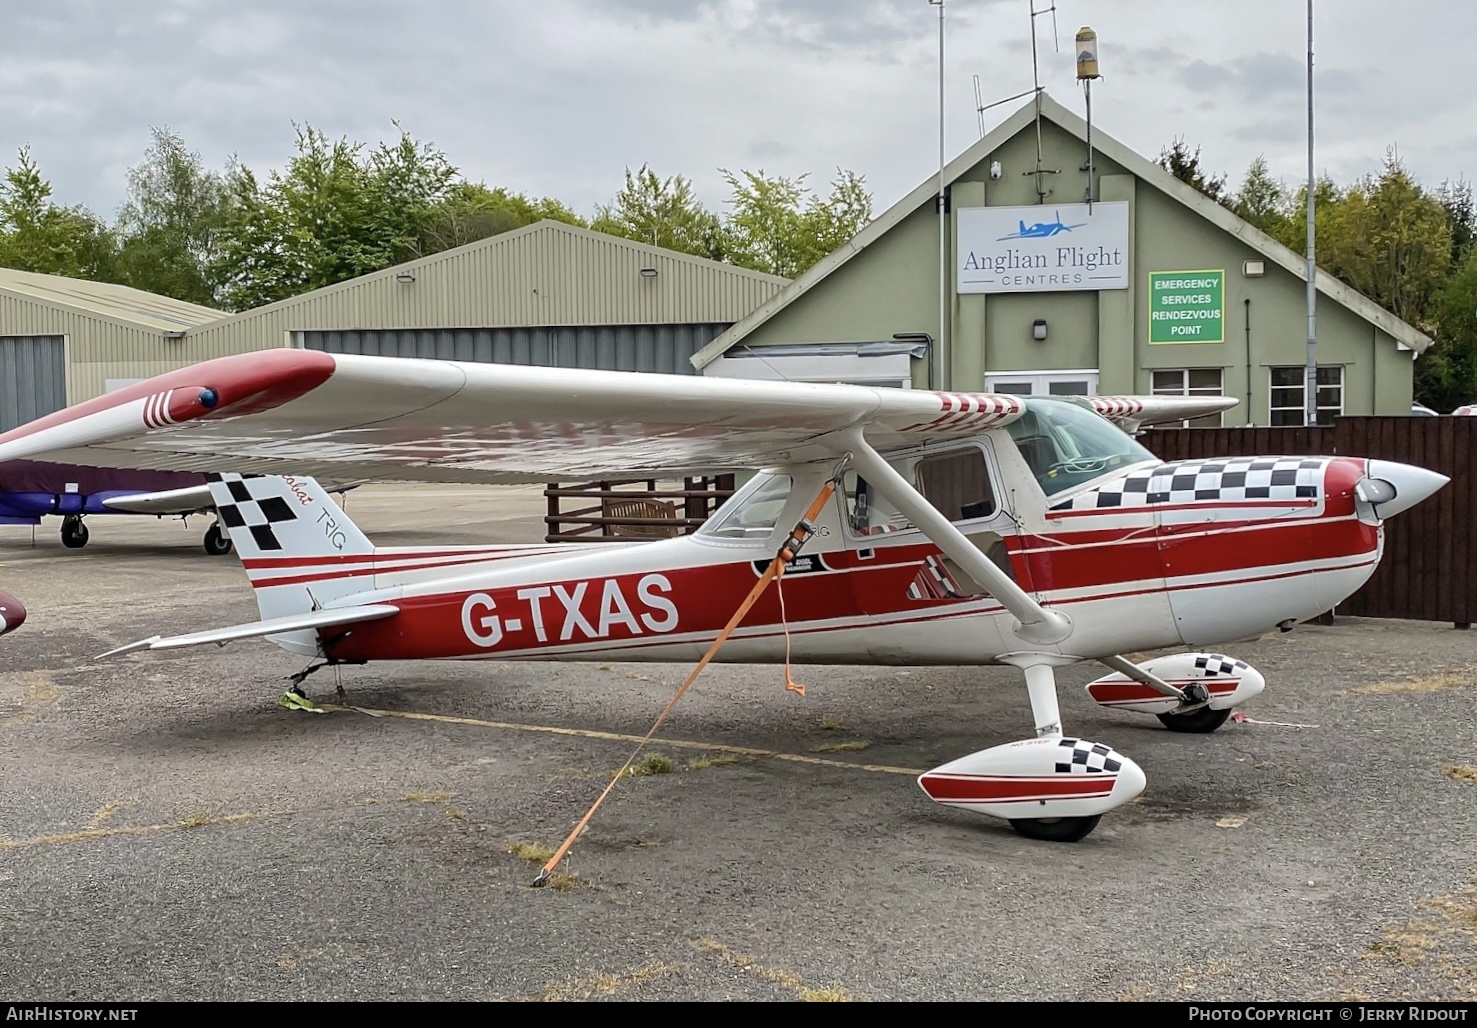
(956, 202), (1129, 294)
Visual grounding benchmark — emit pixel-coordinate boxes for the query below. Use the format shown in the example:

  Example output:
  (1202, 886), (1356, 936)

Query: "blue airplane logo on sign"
(998, 211), (1088, 240)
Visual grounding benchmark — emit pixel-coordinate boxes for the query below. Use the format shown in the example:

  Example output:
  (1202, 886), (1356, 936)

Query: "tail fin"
(205, 474), (377, 625)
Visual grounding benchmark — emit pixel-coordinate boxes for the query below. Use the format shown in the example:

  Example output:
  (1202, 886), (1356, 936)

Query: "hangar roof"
(0, 267), (221, 332)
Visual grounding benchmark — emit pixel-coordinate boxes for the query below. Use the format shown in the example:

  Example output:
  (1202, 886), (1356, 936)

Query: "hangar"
(0, 269), (223, 432)
(692, 93), (1433, 426)
(0, 222), (788, 429)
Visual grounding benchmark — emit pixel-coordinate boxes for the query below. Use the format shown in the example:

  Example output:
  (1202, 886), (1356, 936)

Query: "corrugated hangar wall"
(0, 336), (66, 433)
(298, 324), (729, 375)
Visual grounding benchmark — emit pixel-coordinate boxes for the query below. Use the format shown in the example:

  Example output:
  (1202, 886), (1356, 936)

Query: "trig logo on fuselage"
(460, 573), (678, 649)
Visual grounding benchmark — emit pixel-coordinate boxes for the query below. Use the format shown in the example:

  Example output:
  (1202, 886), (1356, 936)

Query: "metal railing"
(543, 475), (737, 543)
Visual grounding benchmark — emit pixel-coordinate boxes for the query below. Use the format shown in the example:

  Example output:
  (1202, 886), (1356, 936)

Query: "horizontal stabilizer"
(102, 483), (216, 515)
(98, 604), (400, 658)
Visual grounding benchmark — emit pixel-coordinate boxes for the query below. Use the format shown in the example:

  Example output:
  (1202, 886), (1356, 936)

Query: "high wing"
(0, 350), (1236, 482)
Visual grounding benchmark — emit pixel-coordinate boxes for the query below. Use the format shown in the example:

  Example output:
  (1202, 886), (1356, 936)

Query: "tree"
(1232, 156), (1292, 239)
(1437, 177), (1475, 272)
(1417, 248), (1477, 410)
(0, 147), (116, 279)
(417, 182), (585, 256)
(590, 165), (725, 260)
(113, 128), (229, 306)
(720, 167), (873, 278)
(211, 124), (459, 310)
(1157, 138), (1229, 205)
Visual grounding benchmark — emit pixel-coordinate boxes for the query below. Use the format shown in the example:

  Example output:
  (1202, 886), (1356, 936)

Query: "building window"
(1151, 368), (1225, 427)
(1270, 366), (1343, 427)
(984, 370), (1099, 396)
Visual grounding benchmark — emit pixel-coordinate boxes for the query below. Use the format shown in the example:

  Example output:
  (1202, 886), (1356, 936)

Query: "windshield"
(1004, 397), (1158, 496)
(701, 472), (793, 540)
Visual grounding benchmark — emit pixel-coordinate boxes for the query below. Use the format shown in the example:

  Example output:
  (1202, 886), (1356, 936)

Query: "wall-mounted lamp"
(639, 266), (658, 278)
(1032, 318), (1048, 341)
(394, 271), (416, 284)
(1242, 259), (1265, 278)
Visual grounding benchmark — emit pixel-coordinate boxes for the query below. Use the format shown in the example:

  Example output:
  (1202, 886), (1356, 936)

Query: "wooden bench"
(601, 497), (681, 538)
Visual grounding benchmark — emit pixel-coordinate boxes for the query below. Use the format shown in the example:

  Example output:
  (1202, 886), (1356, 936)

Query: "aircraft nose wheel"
(60, 515), (89, 548)
(203, 522), (233, 556)
(1010, 815), (1102, 843)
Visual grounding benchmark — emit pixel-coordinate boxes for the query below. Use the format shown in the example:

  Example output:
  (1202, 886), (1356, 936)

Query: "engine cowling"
(1085, 652), (1265, 715)
(918, 736), (1146, 821)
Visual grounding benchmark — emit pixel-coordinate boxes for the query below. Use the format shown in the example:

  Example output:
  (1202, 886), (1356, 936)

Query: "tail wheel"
(1010, 815), (1102, 843)
(1156, 706), (1233, 734)
(60, 516), (89, 549)
(203, 523), (234, 556)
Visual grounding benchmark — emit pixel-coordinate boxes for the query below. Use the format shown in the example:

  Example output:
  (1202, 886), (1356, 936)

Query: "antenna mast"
(1027, 1), (1059, 203)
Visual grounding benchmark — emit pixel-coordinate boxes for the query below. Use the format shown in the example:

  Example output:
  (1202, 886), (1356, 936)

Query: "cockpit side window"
(843, 469), (914, 536)
(702, 473), (793, 539)
(916, 448), (996, 521)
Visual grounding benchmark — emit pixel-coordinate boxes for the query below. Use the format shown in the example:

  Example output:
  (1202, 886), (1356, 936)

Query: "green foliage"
(590, 165), (726, 260)
(113, 128), (229, 306)
(0, 147), (116, 279)
(1157, 138), (1229, 205)
(1420, 250), (1477, 411)
(418, 182), (586, 255)
(1231, 156), (1293, 240)
(211, 124), (459, 309)
(719, 167), (873, 278)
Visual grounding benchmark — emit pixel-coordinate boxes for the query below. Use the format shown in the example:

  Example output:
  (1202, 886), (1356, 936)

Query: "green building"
(692, 94), (1430, 426)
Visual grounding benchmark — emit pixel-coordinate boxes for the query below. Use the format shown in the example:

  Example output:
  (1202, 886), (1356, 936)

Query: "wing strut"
(839, 428), (1072, 646)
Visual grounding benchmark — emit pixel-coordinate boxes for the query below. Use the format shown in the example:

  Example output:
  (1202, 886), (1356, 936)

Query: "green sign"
(1149, 269), (1224, 343)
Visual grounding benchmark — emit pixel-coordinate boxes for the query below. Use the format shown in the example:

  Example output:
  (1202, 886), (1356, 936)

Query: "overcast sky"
(3, 0), (1474, 224)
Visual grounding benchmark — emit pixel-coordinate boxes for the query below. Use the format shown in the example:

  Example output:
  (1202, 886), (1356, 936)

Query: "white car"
(1453, 404), (1477, 416)
(1412, 403), (1440, 416)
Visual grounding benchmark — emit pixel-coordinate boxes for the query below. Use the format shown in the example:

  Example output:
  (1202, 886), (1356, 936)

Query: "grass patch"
(688, 753), (741, 770)
(1443, 764), (1477, 782)
(540, 870), (586, 892)
(814, 740), (870, 753)
(818, 717), (846, 731)
(401, 790), (453, 804)
(625, 753), (674, 776)
(533, 962), (678, 1001)
(507, 841), (556, 864)
(1345, 673), (1474, 696)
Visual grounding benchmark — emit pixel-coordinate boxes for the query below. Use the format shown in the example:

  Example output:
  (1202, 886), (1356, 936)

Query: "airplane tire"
(1156, 706), (1233, 734)
(203, 523), (233, 556)
(1010, 815), (1101, 842)
(60, 516), (89, 549)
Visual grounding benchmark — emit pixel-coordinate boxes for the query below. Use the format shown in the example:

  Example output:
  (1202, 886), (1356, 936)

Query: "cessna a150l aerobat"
(0, 350), (1448, 842)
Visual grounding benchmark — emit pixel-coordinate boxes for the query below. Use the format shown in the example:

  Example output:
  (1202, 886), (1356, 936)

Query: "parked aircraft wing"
(98, 603), (401, 657)
(0, 349), (1237, 483)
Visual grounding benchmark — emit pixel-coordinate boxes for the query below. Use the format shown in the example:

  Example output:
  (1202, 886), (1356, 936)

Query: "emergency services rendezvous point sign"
(1149, 270), (1224, 343)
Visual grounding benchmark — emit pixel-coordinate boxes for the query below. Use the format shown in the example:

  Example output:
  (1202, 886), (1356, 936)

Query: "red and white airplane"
(0, 350), (1448, 842)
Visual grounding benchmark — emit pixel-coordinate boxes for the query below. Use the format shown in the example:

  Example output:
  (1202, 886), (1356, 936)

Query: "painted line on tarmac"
(319, 703), (925, 777)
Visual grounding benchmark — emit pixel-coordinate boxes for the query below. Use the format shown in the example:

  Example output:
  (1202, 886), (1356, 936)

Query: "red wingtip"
(0, 349), (336, 449)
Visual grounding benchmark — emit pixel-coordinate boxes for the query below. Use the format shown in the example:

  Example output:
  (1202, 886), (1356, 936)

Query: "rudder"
(205, 474), (377, 635)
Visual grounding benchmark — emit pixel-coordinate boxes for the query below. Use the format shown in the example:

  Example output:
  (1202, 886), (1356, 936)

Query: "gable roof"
(190, 219), (790, 335)
(0, 267), (221, 332)
(691, 92), (1432, 369)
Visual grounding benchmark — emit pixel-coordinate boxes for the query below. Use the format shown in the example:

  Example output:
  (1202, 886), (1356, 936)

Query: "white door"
(983, 369), (1099, 396)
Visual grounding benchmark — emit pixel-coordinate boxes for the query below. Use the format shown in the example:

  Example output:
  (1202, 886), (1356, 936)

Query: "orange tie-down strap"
(534, 479), (837, 887)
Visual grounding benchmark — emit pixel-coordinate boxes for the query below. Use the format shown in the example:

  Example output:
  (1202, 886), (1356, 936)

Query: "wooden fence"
(544, 475), (736, 543)
(1143, 417), (1476, 626)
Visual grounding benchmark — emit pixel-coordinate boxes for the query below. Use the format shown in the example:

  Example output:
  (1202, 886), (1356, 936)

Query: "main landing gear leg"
(916, 657), (1147, 843)
(1012, 662), (1101, 842)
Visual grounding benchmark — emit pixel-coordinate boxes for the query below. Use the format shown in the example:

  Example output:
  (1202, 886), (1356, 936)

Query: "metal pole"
(933, 0), (947, 390)
(1304, 0), (1318, 426)
(1084, 79), (1093, 207)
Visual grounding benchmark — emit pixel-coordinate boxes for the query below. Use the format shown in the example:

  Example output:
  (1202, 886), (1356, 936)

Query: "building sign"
(956, 202), (1128, 294)
(1148, 270), (1224, 343)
